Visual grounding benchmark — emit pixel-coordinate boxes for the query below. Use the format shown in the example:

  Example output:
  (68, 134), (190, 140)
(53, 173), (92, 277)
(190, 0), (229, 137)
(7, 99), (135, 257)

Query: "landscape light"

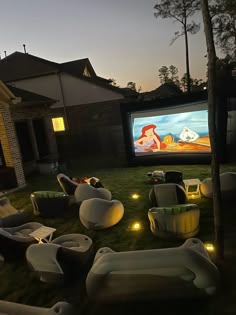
(131, 193), (140, 199)
(204, 242), (215, 253)
(129, 222), (142, 231)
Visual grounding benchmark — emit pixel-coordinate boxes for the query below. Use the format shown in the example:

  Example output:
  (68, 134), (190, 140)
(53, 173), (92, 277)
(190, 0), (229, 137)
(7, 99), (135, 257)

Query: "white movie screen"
(131, 104), (211, 157)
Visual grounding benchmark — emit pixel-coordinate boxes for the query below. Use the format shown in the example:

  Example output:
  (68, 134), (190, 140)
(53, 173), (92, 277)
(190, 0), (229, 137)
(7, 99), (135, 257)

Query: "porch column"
(0, 102), (26, 187)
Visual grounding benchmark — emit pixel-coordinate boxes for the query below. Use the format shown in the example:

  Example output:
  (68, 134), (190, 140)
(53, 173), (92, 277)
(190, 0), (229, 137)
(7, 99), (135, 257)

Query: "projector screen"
(130, 102), (211, 157)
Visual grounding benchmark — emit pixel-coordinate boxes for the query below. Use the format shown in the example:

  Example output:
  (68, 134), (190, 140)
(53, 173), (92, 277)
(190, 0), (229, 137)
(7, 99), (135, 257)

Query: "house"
(140, 82), (183, 101)
(0, 81), (26, 191)
(0, 52), (138, 165)
(6, 84), (58, 175)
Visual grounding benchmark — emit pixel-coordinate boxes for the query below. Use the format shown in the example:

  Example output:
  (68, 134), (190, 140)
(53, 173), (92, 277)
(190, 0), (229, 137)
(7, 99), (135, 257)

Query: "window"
(52, 117), (65, 132)
(83, 66), (91, 77)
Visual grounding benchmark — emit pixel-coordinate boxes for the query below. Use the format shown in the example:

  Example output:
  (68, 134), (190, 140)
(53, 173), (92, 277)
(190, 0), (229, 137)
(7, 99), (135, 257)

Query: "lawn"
(1, 162), (236, 315)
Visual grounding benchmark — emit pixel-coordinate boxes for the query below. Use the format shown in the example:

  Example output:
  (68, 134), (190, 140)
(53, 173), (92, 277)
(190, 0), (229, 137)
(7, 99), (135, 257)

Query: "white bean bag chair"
(26, 234), (93, 284)
(86, 238), (219, 302)
(148, 204), (200, 239)
(79, 198), (124, 230)
(74, 183), (111, 204)
(200, 172), (236, 199)
(0, 300), (75, 315)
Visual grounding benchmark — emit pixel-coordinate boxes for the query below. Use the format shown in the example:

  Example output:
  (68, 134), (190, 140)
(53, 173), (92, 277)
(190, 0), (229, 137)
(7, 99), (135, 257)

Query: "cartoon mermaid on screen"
(134, 124), (166, 152)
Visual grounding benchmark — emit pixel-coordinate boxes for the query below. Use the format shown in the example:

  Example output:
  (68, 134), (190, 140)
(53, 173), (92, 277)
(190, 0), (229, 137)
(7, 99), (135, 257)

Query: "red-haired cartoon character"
(134, 124), (166, 152)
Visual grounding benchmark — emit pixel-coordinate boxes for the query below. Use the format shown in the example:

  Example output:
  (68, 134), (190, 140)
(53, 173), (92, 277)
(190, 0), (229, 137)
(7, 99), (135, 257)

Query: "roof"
(0, 52), (58, 82)
(6, 84), (56, 106)
(0, 51), (135, 97)
(141, 83), (183, 101)
(121, 90), (208, 113)
(60, 58), (97, 77)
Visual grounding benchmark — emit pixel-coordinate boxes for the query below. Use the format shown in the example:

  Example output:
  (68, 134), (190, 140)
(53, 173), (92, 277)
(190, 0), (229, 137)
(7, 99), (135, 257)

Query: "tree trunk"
(184, 23), (191, 94)
(201, 0), (224, 263)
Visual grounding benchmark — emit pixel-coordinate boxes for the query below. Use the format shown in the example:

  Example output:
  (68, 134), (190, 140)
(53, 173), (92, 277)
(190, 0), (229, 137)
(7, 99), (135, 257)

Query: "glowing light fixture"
(52, 117), (65, 132)
(129, 221), (142, 231)
(204, 242), (215, 253)
(131, 193), (140, 199)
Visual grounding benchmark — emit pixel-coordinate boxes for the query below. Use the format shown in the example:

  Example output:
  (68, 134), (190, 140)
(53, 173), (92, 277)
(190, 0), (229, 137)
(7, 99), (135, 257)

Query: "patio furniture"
(86, 238), (219, 302)
(183, 178), (202, 199)
(148, 204), (200, 239)
(26, 233), (93, 284)
(74, 183), (112, 204)
(30, 191), (69, 217)
(0, 222), (44, 261)
(165, 170), (183, 184)
(200, 172), (236, 200)
(0, 197), (31, 227)
(147, 170), (183, 185)
(147, 170), (165, 184)
(149, 183), (187, 207)
(29, 226), (56, 243)
(79, 198), (124, 230)
(0, 300), (76, 315)
(57, 173), (78, 195)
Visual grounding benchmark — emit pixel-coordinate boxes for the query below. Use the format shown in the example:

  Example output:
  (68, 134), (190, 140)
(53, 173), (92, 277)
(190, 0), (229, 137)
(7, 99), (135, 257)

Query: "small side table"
(29, 226), (56, 243)
(183, 178), (202, 199)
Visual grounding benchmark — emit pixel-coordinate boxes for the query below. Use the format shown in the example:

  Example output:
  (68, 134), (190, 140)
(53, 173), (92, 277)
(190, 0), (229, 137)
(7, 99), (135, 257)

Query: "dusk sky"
(0, 0), (216, 91)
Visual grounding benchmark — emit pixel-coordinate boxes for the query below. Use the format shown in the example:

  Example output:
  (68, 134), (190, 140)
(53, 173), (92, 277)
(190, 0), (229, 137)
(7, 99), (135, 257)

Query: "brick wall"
(0, 102), (26, 187)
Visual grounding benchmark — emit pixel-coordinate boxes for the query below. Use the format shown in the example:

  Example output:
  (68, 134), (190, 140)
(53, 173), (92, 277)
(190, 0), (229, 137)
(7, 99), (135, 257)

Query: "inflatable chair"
(86, 238), (219, 302)
(57, 173), (79, 195)
(30, 191), (69, 217)
(0, 197), (31, 227)
(149, 183), (187, 207)
(74, 183), (111, 204)
(165, 171), (183, 184)
(200, 172), (236, 199)
(148, 204), (200, 239)
(26, 234), (93, 284)
(0, 300), (76, 315)
(79, 198), (124, 230)
(0, 222), (43, 261)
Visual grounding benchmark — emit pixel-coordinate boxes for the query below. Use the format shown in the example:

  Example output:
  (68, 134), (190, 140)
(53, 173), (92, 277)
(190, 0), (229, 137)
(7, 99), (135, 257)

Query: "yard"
(1, 161), (236, 315)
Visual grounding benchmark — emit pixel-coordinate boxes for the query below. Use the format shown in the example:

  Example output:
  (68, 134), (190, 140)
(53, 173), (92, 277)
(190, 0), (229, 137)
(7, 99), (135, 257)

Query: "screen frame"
(121, 91), (212, 166)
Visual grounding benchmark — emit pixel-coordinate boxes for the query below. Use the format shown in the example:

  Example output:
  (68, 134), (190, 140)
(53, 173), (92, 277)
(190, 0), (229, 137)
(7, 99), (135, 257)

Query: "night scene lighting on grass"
(131, 193), (140, 199)
(188, 193), (201, 200)
(128, 222), (142, 231)
(204, 242), (215, 253)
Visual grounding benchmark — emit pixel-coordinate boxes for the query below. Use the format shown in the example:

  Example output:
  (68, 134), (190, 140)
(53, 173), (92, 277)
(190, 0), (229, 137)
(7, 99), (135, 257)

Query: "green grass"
(1, 162), (236, 315)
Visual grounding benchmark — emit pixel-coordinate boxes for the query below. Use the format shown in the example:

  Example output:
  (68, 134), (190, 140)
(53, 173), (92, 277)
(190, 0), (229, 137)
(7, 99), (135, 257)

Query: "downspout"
(57, 72), (69, 130)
